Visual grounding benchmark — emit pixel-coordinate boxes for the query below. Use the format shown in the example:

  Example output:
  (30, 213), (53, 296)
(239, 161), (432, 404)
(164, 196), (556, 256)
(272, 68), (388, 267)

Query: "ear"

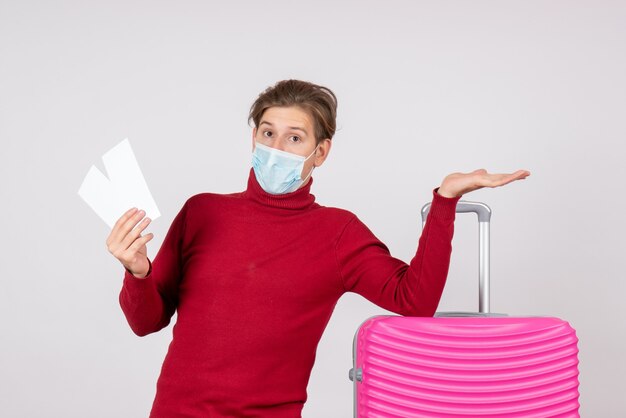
(251, 127), (257, 151)
(313, 138), (332, 167)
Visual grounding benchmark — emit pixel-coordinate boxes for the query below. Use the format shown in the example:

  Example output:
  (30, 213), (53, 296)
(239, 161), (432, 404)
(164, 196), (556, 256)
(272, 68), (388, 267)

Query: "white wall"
(1, 0), (624, 416)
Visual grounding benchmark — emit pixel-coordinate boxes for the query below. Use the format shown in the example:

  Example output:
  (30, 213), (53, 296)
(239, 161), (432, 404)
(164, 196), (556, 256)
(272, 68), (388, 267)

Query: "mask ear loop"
(305, 143), (320, 161)
(301, 143), (321, 183)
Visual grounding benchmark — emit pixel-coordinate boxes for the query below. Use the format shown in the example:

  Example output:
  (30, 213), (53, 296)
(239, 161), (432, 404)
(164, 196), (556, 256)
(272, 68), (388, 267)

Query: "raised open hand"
(437, 169), (530, 198)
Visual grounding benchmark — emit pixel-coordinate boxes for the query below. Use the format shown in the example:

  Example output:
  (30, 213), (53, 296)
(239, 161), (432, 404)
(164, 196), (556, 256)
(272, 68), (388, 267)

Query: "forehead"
(259, 106), (313, 131)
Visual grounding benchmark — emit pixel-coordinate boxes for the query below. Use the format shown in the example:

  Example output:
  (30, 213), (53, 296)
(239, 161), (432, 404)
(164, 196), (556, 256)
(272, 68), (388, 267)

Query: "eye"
(263, 130), (272, 137)
(289, 135), (301, 142)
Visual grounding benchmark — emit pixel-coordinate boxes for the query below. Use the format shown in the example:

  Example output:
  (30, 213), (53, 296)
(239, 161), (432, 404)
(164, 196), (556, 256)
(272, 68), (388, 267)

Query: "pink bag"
(349, 202), (580, 417)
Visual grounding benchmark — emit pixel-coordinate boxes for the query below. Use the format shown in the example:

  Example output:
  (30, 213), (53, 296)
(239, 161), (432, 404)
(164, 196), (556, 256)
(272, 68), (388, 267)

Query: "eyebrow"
(259, 121), (308, 136)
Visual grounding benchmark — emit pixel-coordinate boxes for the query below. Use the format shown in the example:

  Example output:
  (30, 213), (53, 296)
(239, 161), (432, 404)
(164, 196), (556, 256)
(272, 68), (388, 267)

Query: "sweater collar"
(242, 167), (316, 210)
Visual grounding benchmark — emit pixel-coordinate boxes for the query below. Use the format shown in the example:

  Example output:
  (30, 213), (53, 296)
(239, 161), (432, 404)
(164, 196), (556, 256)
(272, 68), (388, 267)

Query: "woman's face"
(252, 106), (331, 187)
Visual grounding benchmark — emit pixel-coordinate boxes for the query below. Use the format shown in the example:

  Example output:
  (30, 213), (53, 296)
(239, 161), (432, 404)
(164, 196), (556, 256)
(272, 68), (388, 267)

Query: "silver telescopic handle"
(421, 201), (492, 314)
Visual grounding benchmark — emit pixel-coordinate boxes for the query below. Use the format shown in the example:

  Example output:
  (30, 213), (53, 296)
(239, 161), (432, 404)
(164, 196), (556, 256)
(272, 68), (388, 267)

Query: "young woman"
(106, 79), (529, 417)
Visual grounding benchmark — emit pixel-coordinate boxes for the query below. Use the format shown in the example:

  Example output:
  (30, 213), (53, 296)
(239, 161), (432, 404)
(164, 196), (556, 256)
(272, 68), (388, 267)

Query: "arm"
(118, 202), (189, 336)
(335, 189), (460, 317)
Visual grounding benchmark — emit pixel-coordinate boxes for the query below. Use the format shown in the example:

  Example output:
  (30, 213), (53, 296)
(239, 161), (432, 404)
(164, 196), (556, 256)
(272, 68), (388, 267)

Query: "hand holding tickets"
(78, 138), (159, 277)
(106, 207), (154, 278)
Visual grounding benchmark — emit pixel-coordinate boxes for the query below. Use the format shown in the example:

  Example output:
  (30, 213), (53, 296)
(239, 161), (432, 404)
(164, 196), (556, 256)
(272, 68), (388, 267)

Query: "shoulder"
(183, 191), (244, 208)
(313, 204), (357, 221)
(168, 192), (243, 224)
(310, 205), (361, 235)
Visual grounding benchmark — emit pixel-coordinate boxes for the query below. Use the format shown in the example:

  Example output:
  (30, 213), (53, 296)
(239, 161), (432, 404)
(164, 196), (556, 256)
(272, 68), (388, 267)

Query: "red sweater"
(119, 168), (460, 417)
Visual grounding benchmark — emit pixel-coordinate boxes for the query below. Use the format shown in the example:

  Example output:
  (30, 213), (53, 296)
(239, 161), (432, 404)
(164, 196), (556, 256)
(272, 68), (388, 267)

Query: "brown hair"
(248, 79), (338, 144)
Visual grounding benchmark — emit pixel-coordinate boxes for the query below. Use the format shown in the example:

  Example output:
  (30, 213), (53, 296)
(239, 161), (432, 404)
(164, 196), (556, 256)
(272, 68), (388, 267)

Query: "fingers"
(111, 208), (148, 246)
(106, 207), (138, 246)
(120, 216), (152, 252)
(127, 232), (154, 254)
(503, 169), (530, 179)
(106, 207), (152, 257)
(115, 207), (139, 228)
(503, 170), (531, 183)
(481, 170), (530, 188)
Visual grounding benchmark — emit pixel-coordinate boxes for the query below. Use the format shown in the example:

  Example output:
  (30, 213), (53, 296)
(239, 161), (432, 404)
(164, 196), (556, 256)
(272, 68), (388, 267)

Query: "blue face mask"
(252, 141), (319, 195)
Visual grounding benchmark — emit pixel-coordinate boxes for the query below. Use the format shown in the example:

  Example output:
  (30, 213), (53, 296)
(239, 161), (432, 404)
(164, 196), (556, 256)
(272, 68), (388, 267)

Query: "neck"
(243, 168), (316, 210)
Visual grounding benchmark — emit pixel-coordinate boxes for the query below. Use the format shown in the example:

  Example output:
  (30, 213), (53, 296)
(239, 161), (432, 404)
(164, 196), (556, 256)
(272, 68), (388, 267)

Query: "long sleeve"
(335, 189), (460, 317)
(118, 201), (189, 336)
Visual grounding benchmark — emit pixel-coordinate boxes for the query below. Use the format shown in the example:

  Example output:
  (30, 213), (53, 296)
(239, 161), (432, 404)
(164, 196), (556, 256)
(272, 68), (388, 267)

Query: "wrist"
(126, 267), (147, 279)
(125, 257), (152, 279)
(436, 186), (459, 198)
